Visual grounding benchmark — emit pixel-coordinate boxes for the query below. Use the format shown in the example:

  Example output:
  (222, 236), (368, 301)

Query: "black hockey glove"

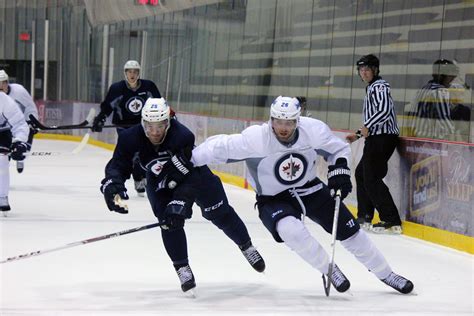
(327, 158), (352, 200)
(100, 178), (129, 214)
(156, 148), (193, 189)
(91, 113), (107, 132)
(10, 141), (29, 161)
(160, 198), (193, 231)
(26, 120), (39, 135)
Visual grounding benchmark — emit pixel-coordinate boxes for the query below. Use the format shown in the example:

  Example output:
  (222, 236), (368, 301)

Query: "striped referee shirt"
(411, 80), (454, 139)
(362, 77), (399, 136)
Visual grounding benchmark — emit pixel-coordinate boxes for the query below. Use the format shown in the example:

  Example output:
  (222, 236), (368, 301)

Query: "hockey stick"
(0, 222), (162, 264)
(28, 108), (96, 131)
(71, 132), (90, 154)
(322, 189), (342, 297)
(4, 148), (90, 157)
(31, 121), (133, 130)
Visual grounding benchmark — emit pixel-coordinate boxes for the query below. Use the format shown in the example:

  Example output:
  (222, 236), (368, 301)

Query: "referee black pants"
(355, 134), (401, 225)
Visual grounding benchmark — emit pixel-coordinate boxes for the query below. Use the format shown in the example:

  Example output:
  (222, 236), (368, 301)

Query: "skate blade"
(184, 288), (197, 298)
(344, 289), (354, 296)
(325, 288), (353, 297)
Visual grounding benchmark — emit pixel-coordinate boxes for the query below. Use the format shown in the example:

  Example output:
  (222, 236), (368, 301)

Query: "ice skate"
(240, 241), (265, 272)
(0, 196), (11, 215)
(325, 264), (351, 293)
(371, 221), (402, 234)
(381, 272), (414, 294)
(16, 160), (24, 173)
(356, 217), (372, 231)
(176, 265), (196, 293)
(134, 178), (146, 197)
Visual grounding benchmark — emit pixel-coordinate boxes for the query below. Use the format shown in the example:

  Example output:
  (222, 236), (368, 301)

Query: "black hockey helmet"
(356, 54), (379, 68)
(356, 54), (380, 76)
(432, 59), (458, 76)
(296, 96), (307, 106)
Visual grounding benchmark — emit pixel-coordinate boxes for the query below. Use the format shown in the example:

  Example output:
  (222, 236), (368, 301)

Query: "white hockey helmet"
(142, 97), (170, 123)
(124, 60), (141, 72)
(270, 96), (301, 121)
(142, 98), (171, 143)
(0, 70), (9, 82)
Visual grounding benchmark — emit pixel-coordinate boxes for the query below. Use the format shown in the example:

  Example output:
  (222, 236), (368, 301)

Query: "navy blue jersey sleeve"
(104, 126), (142, 182)
(149, 81), (161, 98)
(100, 82), (123, 117)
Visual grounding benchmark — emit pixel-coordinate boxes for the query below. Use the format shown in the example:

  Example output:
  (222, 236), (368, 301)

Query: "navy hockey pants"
(147, 166), (251, 265)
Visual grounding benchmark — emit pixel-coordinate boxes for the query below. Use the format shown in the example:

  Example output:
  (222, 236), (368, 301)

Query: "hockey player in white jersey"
(0, 70), (39, 173)
(185, 96), (414, 294)
(0, 91), (30, 212)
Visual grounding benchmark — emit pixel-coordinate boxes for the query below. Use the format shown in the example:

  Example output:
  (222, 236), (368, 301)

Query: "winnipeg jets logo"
(147, 159), (167, 176)
(274, 153), (307, 185)
(126, 97), (144, 114)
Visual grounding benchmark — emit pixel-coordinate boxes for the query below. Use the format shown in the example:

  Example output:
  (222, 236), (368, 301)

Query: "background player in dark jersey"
(92, 60), (162, 196)
(99, 97), (265, 293)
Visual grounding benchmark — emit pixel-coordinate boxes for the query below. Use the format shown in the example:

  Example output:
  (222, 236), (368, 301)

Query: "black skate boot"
(175, 265), (196, 292)
(324, 264), (351, 293)
(0, 196), (11, 212)
(381, 272), (414, 294)
(134, 179), (146, 197)
(239, 241), (265, 272)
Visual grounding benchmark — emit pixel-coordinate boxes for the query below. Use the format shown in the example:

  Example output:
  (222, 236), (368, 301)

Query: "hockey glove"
(327, 158), (352, 200)
(91, 113), (107, 132)
(160, 197), (193, 231)
(26, 120), (39, 135)
(100, 178), (129, 214)
(156, 148), (193, 189)
(10, 141), (29, 161)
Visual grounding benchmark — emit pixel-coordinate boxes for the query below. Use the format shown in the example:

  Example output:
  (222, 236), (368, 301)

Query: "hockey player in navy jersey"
(92, 60), (162, 196)
(0, 70), (39, 173)
(99, 97), (265, 293)
(172, 96), (414, 295)
(0, 92), (30, 212)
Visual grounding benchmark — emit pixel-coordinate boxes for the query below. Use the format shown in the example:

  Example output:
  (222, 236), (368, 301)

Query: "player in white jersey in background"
(0, 70), (39, 173)
(185, 96), (414, 294)
(0, 91), (30, 212)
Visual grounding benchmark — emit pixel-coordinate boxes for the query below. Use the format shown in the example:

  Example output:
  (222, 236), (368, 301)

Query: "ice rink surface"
(1, 139), (473, 316)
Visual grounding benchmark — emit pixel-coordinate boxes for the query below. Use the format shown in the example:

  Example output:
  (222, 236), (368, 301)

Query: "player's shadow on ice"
(53, 282), (351, 313)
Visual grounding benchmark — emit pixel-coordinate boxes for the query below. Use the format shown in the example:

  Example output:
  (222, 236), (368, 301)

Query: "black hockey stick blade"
(29, 115), (134, 130)
(323, 265), (334, 296)
(28, 108), (96, 130)
(28, 114), (89, 130)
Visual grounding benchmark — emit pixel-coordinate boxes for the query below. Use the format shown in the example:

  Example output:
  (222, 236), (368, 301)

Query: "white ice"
(1, 139), (473, 316)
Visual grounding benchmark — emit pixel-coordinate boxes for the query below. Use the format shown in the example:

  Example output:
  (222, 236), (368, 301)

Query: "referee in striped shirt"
(346, 54), (402, 234)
